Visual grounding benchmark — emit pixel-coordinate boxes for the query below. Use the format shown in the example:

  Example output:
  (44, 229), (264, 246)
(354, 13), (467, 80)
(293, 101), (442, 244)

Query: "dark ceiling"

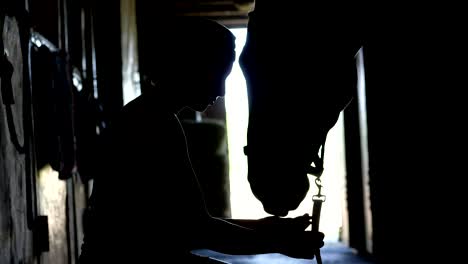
(175, 0), (254, 27)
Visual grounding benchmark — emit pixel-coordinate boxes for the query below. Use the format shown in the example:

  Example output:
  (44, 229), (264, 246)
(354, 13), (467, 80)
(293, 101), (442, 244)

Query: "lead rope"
(312, 175), (325, 264)
(310, 141), (326, 264)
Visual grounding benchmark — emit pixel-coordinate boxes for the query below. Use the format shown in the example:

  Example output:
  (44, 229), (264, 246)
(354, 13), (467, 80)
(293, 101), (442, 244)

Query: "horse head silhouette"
(239, 10), (359, 216)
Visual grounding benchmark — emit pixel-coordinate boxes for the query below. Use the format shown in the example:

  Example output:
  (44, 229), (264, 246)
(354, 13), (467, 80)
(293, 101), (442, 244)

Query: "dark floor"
(192, 242), (374, 264)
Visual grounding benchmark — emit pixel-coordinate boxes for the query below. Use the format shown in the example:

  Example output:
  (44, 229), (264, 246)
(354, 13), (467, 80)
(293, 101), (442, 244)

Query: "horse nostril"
(264, 206), (289, 217)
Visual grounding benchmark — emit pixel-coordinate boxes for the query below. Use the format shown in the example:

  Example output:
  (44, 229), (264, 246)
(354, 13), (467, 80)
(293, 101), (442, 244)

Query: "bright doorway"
(224, 28), (347, 242)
